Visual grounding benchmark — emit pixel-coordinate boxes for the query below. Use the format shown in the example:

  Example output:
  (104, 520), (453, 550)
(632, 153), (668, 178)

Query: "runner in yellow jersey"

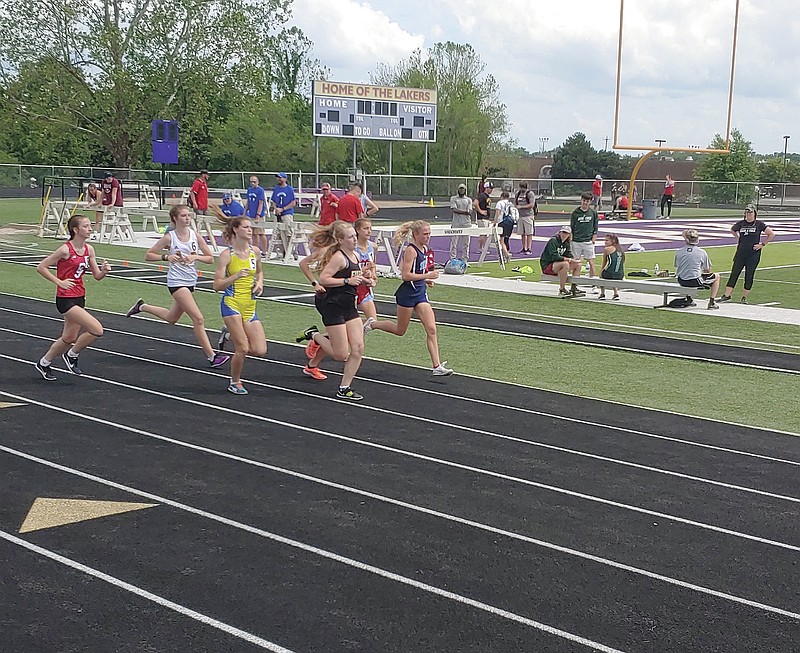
(213, 216), (267, 395)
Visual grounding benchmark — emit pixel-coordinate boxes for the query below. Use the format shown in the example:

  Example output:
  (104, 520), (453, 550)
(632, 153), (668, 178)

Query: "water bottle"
(654, 263), (660, 276)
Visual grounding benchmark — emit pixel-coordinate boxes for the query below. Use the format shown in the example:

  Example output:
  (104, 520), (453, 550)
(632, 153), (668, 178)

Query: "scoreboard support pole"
(388, 142), (393, 195)
(423, 143), (429, 197)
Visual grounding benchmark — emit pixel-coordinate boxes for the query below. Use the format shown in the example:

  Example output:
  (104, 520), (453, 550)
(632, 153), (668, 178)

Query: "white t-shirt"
(674, 245), (711, 280)
(494, 199), (514, 223)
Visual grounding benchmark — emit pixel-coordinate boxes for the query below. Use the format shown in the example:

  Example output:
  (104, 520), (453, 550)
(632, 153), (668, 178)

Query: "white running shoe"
(432, 361), (454, 376)
(363, 317), (376, 333)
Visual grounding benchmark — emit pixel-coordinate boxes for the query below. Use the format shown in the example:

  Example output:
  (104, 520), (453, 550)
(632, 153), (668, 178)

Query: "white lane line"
(2, 353), (797, 553)
(2, 390), (797, 621)
(4, 296), (800, 440)
(267, 293), (316, 301)
(0, 529), (296, 652)
(4, 332), (799, 506)
(0, 447), (629, 653)
(3, 308), (800, 458)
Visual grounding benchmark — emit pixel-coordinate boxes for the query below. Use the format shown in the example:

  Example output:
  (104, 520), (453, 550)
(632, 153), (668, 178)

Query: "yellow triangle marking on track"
(19, 498), (158, 534)
(0, 402), (25, 409)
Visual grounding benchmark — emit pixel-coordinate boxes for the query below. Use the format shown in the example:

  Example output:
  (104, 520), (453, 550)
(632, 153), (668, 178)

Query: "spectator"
(361, 189), (379, 218)
(449, 183), (473, 260)
(189, 169), (210, 215)
(675, 229), (720, 310)
(85, 182), (103, 233)
(598, 233), (624, 300)
(540, 226), (583, 297)
(318, 182), (339, 226)
(570, 191), (599, 279)
(98, 171), (123, 236)
(336, 182), (365, 223)
(660, 174), (675, 219)
(476, 174), (488, 199)
(270, 172), (296, 224)
(493, 190), (515, 262)
(592, 174), (603, 209)
(717, 204), (775, 304)
(245, 175), (268, 254)
(217, 192), (244, 218)
(515, 181), (537, 254)
(473, 181), (493, 250)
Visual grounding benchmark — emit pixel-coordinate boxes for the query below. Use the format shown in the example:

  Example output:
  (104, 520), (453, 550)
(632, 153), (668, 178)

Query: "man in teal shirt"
(570, 191), (599, 280)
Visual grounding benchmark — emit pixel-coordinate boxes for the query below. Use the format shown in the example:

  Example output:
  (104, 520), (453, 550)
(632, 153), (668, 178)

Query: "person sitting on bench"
(540, 225), (583, 298)
(675, 229), (720, 310)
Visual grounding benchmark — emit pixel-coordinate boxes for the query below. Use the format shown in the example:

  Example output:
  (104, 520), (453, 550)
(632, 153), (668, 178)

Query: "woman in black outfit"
(717, 204), (775, 304)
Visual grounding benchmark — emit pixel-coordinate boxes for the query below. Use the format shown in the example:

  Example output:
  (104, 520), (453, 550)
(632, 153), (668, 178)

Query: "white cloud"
(289, 0), (800, 155)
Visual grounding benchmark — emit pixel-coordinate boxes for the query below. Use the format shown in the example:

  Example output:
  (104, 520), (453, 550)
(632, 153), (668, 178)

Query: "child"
(598, 233), (624, 300)
(366, 220), (453, 376)
(298, 221), (372, 400)
(213, 216), (267, 394)
(34, 215), (111, 380)
(126, 204), (230, 368)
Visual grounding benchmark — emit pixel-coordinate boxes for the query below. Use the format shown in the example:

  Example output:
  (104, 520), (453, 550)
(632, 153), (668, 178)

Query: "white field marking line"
(267, 293), (317, 301)
(3, 309), (800, 460)
(0, 447), (629, 653)
(0, 529), (296, 653)
(6, 329), (800, 504)
(2, 352), (798, 553)
(762, 302), (782, 307)
(4, 298), (800, 441)
(3, 390), (797, 621)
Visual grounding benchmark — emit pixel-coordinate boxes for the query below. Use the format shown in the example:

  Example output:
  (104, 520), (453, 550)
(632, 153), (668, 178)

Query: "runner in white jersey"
(125, 204), (232, 366)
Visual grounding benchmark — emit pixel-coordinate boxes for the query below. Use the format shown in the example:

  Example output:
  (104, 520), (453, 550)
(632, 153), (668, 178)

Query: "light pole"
(539, 137), (549, 154)
(655, 139), (667, 149)
(782, 135), (790, 181)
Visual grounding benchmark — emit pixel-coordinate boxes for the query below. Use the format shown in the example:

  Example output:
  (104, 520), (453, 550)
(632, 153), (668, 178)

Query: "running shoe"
(571, 288), (587, 297)
(707, 300), (719, 310)
(716, 295), (732, 303)
(295, 325), (319, 343)
(303, 365), (328, 380)
(558, 288), (573, 298)
(126, 298), (144, 317)
(210, 352), (231, 368)
(62, 353), (82, 375)
(740, 296), (748, 304)
(227, 383), (248, 395)
(217, 327), (229, 351)
(336, 387), (364, 401)
(598, 295), (607, 300)
(612, 295), (620, 301)
(305, 339), (321, 360)
(35, 361), (57, 381)
(363, 317), (376, 333)
(432, 361), (454, 376)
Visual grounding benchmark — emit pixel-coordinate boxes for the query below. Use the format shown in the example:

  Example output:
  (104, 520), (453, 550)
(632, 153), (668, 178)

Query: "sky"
(289, 0), (800, 156)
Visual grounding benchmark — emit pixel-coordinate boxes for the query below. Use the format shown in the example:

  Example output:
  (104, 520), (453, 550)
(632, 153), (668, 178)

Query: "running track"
(0, 294), (798, 652)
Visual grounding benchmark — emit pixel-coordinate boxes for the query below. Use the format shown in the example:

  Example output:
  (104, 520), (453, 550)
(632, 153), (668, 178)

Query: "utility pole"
(782, 135), (791, 181)
(655, 139), (667, 149)
(604, 136), (610, 150)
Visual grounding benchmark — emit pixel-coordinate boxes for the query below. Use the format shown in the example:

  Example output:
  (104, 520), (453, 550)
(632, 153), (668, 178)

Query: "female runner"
(365, 220), (453, 376)
(35, 214), (111, 380)
(354, 218), (378, 328)
(213, 216), (267, 395)
(126, 204), (230, 368)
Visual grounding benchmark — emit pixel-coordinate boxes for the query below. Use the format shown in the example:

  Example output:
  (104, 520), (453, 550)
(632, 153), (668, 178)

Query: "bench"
(541, 274), (699, 307)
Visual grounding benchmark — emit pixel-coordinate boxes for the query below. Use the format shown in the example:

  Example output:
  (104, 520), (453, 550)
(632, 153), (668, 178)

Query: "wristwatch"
(343, 278), (349, 286)
(311, 280), (318, 287)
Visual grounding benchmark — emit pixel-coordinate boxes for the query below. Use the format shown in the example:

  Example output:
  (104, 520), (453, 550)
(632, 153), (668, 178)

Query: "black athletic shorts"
(56, 296), (86, 314)
(678, 273), (716, 289)
(315, 293), (358, 327)
(168, 285), (195, 295)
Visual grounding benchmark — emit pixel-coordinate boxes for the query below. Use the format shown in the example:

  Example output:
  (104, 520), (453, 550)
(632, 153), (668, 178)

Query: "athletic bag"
(667, 296), (695, 308)
(444, 258), (467, 275)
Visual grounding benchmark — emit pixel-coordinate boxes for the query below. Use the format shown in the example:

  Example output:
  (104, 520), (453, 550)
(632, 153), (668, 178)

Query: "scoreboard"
(312, 81), (437, 143)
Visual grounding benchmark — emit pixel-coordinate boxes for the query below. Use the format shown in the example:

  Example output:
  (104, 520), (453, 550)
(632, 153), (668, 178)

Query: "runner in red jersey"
(34, 214), (111, 380)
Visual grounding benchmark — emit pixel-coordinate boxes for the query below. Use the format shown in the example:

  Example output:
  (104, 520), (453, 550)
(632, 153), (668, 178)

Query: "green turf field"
(2, 198), (799, 433)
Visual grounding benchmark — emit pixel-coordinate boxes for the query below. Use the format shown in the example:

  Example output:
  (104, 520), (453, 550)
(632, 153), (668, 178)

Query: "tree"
(551, 133), (631, 180)
(371, 42), (510, 179)
(0, 0), (319, 168)
(757, 157), (800, 184)
(694, 129), (758, 203)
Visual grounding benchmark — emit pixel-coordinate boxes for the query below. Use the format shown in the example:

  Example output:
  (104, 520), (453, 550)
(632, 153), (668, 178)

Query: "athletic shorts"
(56, 296), (86, 314)
(476, 218), (491, 228)
(541, 263), (557, 276)
(168, 285), (195, 295)
(600, 270), (624, 281)
(357, 290), (374, 306)
(499, 222), (514, 239)
(395, 282), (428, 308)
(221, 295), (259, 322)
(571, 241), (596, 260)
(517, 216), (534, 235)
(315, 293), (358, 327)
(679, 273), (716, 289)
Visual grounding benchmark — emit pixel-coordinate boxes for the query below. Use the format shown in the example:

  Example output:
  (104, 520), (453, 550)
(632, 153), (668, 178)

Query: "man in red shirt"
(592, 174), (603, 210)
(189, 169), (210, 215)
(336, 182), (365, 223)
(317, 182), (339, 225)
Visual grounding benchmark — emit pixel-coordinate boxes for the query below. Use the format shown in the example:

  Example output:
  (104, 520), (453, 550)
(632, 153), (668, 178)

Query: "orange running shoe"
(303, 365), (327, 380)
(305, 339), (321, 359)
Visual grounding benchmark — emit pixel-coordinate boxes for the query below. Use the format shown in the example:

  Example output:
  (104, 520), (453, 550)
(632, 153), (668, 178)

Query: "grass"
(3, 198), (800, 433)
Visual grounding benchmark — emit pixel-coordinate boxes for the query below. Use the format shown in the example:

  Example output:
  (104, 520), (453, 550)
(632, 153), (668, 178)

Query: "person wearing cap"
(97, 171), (123, 235)
(449, 183), (473, 259)
(717, 205), (774, 304)
(515, 181), (537, 254)
(336, 182), (366, 223)
(674, 229), (720, 309)
(217, 192), (244, 218)
(189, 169), (210, 215)
(270, 173), (296, 222)
(592, 174), (603, 210)
(540, 225), (583, 298)
(570, 191), (599, 280)
(318, 182), (339, 226)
